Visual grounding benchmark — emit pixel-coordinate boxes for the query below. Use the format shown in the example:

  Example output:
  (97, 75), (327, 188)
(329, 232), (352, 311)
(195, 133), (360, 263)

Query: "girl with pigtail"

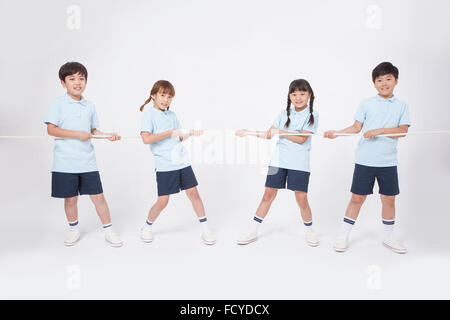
(235, 79), (319, 246)
(139, 80), (216, 245)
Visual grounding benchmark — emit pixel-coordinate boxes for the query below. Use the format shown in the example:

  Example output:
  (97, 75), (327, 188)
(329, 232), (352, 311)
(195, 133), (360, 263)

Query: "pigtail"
(307, 92), (315, 126)
(140, 96), (152, 112)
(141, 80), (175, 112)
(284, 96), (291, 128)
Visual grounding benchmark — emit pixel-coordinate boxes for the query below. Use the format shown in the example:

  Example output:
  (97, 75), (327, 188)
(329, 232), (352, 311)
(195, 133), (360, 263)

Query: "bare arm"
(179, 129), (203, 142)
(91, 128), (121, 141)
(141, 129), (178, 144)
(324, 121), (363, 139)
(277, 129), (311, 144)
(47, 123), (91, 141)
(363, 125), (409, 139)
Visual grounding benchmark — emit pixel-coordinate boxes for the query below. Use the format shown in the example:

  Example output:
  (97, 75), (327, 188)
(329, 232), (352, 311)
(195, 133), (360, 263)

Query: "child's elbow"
(47, 125), (54, 136)
(141, 136), (153, 144)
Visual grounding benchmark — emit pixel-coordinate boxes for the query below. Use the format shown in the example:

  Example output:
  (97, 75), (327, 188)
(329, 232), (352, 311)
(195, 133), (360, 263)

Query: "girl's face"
(289, 90), (311, 109)
(61, 72), (86, 100)
(151, 90), (173, 110)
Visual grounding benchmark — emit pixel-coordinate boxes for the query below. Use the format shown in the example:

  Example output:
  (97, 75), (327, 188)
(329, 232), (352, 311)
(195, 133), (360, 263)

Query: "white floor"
(1, 139), (450, 299)
(1, 192), (449, 300)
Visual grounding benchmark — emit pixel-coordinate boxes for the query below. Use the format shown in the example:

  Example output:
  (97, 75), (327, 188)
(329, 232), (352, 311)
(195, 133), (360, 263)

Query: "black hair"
(285, 79), (315, 128)
(59, 62), (88, 81)
(372, 62), (398, 82)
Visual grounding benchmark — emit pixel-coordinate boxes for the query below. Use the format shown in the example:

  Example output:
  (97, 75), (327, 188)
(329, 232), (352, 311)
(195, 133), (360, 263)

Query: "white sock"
(144, 219), (153, 230)
(339, 217), (355, 238)
(252, 216), (263, 233)
(303, 220), (313, 232)
(103, 223), (113, 233)
(382, 219), (395, 237)
(68, 220), (79, 231)
(199, 216), (209, 231)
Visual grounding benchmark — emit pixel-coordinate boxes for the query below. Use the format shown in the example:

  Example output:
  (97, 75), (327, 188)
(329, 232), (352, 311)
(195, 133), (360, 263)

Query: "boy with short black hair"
(324, 62), (411, 253)
(45, 61), (123, 247)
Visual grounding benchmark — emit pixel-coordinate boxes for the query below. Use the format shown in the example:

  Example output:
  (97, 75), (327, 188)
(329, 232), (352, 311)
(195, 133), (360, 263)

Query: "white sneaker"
(305, 230), (319, 247)
(202, 229), (216, 245)
(383, 236), (407, 254)
(237, 230), (258, 245)
(140, 227), (154, 243)
(333, 235), (348, 252)
(105, 231), (123, 247)
(64, 229), (81, 246)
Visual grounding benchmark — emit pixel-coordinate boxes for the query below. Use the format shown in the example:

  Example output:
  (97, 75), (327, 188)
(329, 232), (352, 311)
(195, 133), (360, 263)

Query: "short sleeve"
(91, 105), (100, 130)
(44, 100), (61, 126)
(273, 111), (284, 129)
(141, 111), (154, 133)
(354, 101), (366, 123)
(399, 103), (411, 127)
(303, 112), (319, 133)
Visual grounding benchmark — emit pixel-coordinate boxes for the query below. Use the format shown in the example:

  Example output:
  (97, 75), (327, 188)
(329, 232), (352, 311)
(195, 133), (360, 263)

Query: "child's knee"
(64, 196), (78, 206)
(185, 188), (200, 201)
(350, 194), (366, 206)
(157, 196), (169, 208)
(90, 193), (106, 204)
(380, 195), (395, 207)
(295, 192), (308, 208)
(262, 188), (277, 202)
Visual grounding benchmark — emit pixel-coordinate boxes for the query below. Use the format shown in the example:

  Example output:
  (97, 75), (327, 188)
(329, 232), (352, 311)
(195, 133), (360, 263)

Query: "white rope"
(1, 130), (450, 140)
(245, 130), (450, 137)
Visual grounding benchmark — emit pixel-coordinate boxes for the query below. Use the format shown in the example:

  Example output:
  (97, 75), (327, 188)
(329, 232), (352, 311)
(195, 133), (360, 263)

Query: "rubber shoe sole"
(383, 241), (407, 254)
(237, 237), (258, 245)
(141, 236), (153, 243)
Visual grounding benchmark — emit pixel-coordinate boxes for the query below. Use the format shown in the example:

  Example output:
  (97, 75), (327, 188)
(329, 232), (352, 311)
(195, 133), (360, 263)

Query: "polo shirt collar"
(152, 106), (169, 114)
(65, 93), (87, 105)
(375, 94), (396, 103)
(289, 106), (309, 115)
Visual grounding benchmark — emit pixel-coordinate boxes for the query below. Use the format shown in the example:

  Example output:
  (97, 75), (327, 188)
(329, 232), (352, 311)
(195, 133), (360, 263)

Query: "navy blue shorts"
(156, 166), (198, 196)
(265, 166), (310, 192)
(51, 171), (103, 198)
(351, 164), (399, 196)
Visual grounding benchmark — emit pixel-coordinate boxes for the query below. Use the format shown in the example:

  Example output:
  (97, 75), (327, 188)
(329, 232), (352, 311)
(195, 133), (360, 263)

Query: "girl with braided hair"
(139, 80), (216, 245)
(236, 79), (319, 246)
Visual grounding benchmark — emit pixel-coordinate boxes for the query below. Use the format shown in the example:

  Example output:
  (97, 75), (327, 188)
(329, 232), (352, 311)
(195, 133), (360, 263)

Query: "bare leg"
(185, 187), (206, 218)
(64, 196), (79, 222)
(294, 191), (312, 222)
(89, 193), (112, 225)
(344, 193), (367, 220)
(147, 195), (170, 222)
(380, 195), (396, 220)
(254, 187), (278, 219)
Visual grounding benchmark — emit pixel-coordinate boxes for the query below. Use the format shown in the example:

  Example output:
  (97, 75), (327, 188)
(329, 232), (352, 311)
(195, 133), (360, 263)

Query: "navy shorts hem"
(350, 164), (399, 196)
(378, 190), (400, 196)
(156, 166), (198, 197)
(51, 171), (103, 198)
(265, 166), (310, 193)
(350, 189), (373, 196)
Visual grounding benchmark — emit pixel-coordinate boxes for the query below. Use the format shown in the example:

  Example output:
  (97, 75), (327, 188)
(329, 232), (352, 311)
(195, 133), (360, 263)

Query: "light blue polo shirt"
(141, 106), (191, 172)
(354, 95), (411, 167)
(44, 94), (99, 173)
(269, 107), (319, 172)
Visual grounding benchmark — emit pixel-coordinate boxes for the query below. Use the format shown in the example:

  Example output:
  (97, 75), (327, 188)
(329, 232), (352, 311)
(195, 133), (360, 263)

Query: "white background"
(0, 0), (449, 299)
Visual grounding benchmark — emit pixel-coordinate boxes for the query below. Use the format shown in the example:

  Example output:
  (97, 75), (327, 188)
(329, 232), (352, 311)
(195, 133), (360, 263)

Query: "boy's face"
(289, 90), (311, 109)
(61, 72), (86, 99)
(374, 74), (398, 98)
(151, 90), (173, 110)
